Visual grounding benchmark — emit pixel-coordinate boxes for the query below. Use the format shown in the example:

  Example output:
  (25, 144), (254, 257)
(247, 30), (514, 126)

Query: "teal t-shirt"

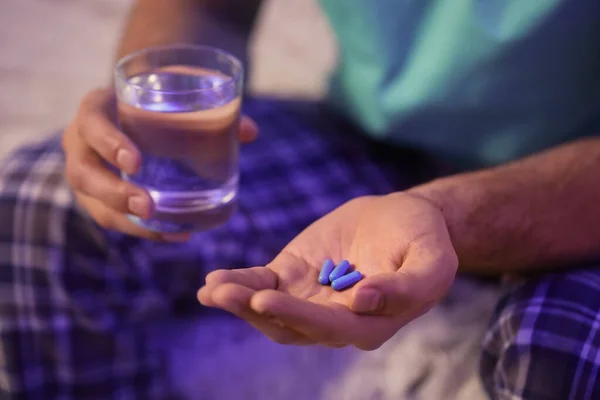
(318, 0), (600, 167)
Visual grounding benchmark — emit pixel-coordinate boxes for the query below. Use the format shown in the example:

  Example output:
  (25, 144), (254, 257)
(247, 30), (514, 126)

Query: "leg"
(0, 140), (174, 399)
(481, 268), (600, 400)
(0, 98), (441, 399)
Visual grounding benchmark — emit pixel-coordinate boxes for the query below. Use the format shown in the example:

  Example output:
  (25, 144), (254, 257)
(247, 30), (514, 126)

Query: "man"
(2, 0), (600, 399)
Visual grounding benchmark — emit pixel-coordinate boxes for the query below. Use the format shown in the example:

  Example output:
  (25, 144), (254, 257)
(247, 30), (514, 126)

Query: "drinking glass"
(114, 45), (243, 233)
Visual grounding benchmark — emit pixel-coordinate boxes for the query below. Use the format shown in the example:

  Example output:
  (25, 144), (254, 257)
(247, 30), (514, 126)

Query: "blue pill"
(332, 271), (363, 291)
(329, 260), (351, 282)
(318, 259), (335, 285)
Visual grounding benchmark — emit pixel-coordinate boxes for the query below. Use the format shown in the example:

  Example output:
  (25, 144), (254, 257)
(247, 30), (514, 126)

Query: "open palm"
(198, 193), (458, 350)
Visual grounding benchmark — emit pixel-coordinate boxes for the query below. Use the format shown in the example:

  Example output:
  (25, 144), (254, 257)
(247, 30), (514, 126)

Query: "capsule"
(329, 260), (351, 282)
(332, 271), (363, 291)
(318, 259), (335, 285)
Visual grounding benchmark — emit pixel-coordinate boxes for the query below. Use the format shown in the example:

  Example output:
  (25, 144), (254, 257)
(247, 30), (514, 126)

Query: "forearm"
(410, 137), (600, 274)
(114, 0), (260, 79)
(115, 0), (203, 60)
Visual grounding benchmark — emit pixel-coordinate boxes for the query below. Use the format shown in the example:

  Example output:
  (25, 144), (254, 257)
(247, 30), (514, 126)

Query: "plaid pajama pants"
(0, 97), (598, 399)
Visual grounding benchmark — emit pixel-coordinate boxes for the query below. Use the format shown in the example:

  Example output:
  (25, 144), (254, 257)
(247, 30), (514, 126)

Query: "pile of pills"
(318, 259), (363, 291)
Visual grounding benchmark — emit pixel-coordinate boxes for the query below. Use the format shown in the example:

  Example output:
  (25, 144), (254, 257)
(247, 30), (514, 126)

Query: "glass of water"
(114, 45), (243, 233)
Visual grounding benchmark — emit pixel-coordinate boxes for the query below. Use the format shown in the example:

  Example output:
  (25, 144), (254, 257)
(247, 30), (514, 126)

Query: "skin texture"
(62, 88), (257, 241)
(62, 0), (600, 348)
(199, 137), (600, 349)
(62, 0), (260, 241)
(199, 193), (458, 350)
(410, 137), (600, 274)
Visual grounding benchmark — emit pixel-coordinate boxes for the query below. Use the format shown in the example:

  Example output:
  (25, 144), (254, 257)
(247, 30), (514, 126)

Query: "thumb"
(350, 271), (421, 315)
(350, 254), (456, 315)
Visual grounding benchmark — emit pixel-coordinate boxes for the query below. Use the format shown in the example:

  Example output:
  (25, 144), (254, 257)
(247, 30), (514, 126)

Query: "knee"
(480, 269), (600, 400)
(0, 138), (82, 243)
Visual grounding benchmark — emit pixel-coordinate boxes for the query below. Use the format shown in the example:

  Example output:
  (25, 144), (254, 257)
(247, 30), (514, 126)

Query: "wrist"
(406, 177), (472, 226)
(406, 175), (485, 273)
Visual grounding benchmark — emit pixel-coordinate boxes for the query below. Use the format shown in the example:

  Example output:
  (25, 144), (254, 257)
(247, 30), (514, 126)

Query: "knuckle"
(108, 193), (130, 214)
(114, 180), (132, 200)
(105, 136), (123, 159)
(78, 112), (123, 161)
(92, 177), (131, 213)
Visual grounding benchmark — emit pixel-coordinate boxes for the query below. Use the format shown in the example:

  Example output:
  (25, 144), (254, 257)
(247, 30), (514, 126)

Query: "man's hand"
(198, 193), (458, 350)
(62, 88), (258, 241)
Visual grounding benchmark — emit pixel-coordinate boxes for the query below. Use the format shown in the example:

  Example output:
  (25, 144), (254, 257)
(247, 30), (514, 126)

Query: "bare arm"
(115, 0), (263, 63)
(62, 0), (261, 241)
(116, 0), (202, 60)
(409, 137), (600, 274)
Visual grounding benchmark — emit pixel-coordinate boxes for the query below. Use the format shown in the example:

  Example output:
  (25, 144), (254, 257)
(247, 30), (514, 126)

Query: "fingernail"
(128, 195), (151, 218)
(353, 288), (382, 313)
(116, 149), (137, 173)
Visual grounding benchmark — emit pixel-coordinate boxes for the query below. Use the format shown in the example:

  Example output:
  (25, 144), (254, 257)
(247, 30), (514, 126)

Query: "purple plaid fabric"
(2, 96), (599, 399)
(482, 268), (600, 399)
(0, 98), (436, 399)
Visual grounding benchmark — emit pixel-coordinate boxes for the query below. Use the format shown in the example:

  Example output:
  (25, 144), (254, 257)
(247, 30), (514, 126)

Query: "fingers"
(76, 89), (141, 174)
(250, 290), (374, 347)
(66, 90), (256, 215)
(76, 193), (189, 242)
(63, 87), (259, 241)
(251, 291), (399, 350)
(351, 240), (458, 315)
(204, 283), (315, 345)
(205, 267), (277, 290)
(63, 89), (152, 220)
(350, 272), (417, 315)
(239, 116), (258, 144)
(199, 267), (277, 307)
(66, 148), (152, 218)
(74, 91), (258, 172)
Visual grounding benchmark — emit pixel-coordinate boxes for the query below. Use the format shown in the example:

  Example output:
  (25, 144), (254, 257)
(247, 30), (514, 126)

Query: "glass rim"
(114, 44), (243, 95)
